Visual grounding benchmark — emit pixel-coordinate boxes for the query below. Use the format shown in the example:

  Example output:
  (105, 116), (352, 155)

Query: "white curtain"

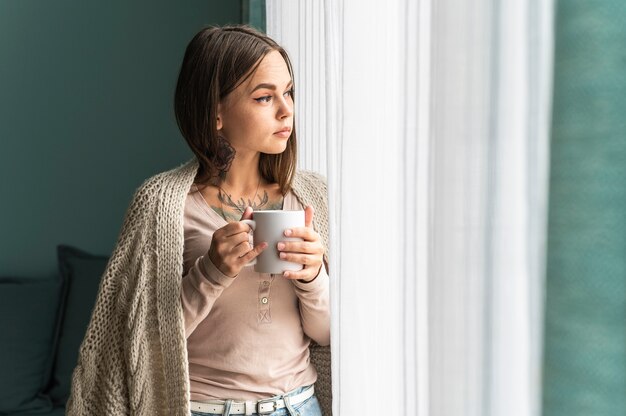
(265, 1), (327, 174)
(267, 0), (554, 415)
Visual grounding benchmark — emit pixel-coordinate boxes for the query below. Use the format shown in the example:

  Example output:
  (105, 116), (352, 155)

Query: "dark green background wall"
(542, 0), (626, 415)
(0, 1), (242, 278)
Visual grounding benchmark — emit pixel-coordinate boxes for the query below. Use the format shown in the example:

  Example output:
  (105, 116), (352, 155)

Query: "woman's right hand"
(208, 206), (267, 278)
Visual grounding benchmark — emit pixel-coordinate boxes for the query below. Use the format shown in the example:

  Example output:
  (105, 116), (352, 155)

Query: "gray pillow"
(46, 245), (108, 405)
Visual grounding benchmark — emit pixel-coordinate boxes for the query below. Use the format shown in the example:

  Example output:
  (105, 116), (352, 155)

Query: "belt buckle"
(256, 398), (278, 415)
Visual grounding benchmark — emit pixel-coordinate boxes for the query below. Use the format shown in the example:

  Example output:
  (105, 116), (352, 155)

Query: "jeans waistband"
(189, 384), (314, 415)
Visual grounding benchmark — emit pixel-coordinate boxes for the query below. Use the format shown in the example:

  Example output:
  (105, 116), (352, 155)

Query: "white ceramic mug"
(242, 210), (305, 274)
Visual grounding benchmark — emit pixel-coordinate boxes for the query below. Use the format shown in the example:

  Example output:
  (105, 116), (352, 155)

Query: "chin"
(262, 142), (289, 155)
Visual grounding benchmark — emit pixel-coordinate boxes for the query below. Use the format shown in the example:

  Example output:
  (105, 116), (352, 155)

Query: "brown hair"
(174, 25), (297, 194)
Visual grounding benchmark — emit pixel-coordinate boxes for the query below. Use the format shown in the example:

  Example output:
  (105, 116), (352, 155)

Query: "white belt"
(190, 385), (315, 415)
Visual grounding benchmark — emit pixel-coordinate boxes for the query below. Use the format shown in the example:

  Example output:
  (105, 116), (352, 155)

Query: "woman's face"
(217, 50), (294, 156)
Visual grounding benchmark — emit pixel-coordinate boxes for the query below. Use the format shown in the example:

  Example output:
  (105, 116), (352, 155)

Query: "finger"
(304, 205), (315, 228)
(239, 206), (253, 221)
(278, 252), (318, 267)
(284, 226), (317, 241)
(222, 221), (254, 237)
(283, 266), (322, 281)
(277, 241), (320, 254)
(224, 231), (252, 249)
(281, 270), (303, 280)
(214, 232), (249, 259)
(238, 241), (268, 264)
(232, 239), (255, 258)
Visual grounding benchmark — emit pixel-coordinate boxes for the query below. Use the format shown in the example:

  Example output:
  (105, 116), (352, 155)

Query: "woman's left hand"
(277, 205), (325, 283)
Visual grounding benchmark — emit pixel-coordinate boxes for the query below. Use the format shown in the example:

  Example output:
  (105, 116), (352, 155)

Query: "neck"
(220, 151), (262, 194)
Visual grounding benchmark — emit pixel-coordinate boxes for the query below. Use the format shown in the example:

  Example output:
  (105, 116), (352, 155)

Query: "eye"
(284, 88), (294, 98)
(254, 96), (272, 103)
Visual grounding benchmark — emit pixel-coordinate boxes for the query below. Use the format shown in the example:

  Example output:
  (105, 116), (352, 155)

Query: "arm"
(66, 177), (154, 415)
(66, 271), (130, 415)
(292, 264), (330, 346)
(180, 254), (235, 337)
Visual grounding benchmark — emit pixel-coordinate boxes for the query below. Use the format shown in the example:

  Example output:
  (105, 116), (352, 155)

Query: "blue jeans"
(190, 385), (322, 416)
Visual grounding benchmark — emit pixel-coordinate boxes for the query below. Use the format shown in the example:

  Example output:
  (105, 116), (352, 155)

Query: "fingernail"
(279, 252), (287, 259)
(277, 242), (285, 250)
(284, 229), (292, 236)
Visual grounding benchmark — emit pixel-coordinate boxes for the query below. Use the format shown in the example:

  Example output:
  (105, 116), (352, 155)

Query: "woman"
(67, 25), (331, 416)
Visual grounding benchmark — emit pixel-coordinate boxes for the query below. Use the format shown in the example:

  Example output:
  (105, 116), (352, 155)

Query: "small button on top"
(263, 281), (270, 286)
(261, 297), (269, 304)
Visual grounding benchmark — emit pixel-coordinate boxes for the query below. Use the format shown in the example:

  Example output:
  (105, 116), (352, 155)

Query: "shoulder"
(124, 158), (199, 223)
(291, 170), (328, 213)
(293, 169), (327, 192)
(132, 158), (199, 202)
(109, 158), (198, 279)
(291, 170), (329, 250)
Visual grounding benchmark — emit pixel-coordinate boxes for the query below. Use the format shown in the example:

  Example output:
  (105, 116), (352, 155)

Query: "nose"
(277, 95), (293, 120)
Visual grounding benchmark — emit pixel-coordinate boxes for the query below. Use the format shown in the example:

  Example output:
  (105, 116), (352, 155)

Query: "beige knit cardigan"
(66, 158), (332, 416)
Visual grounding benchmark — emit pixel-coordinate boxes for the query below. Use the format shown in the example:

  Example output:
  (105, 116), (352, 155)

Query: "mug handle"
(241, 219), (257, 266)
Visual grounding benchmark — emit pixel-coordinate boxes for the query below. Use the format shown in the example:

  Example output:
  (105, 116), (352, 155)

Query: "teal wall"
(543, 1), (626, 415)
(0, 1), (242, 278)
(242, 0), (266, 32)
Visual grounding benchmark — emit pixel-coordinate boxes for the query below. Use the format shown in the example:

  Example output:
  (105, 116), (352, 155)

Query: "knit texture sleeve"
(291, 170), (329, 263)
(66, 176), (158, 415)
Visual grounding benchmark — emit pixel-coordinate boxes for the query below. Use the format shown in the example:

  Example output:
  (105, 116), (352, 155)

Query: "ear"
(216, 103), (223, 131)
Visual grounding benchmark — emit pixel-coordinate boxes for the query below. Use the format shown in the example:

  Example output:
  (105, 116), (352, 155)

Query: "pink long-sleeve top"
(181, 184), (330, 402)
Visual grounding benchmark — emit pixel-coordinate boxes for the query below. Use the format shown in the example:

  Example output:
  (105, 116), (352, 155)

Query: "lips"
(274, 127), (292, 138)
